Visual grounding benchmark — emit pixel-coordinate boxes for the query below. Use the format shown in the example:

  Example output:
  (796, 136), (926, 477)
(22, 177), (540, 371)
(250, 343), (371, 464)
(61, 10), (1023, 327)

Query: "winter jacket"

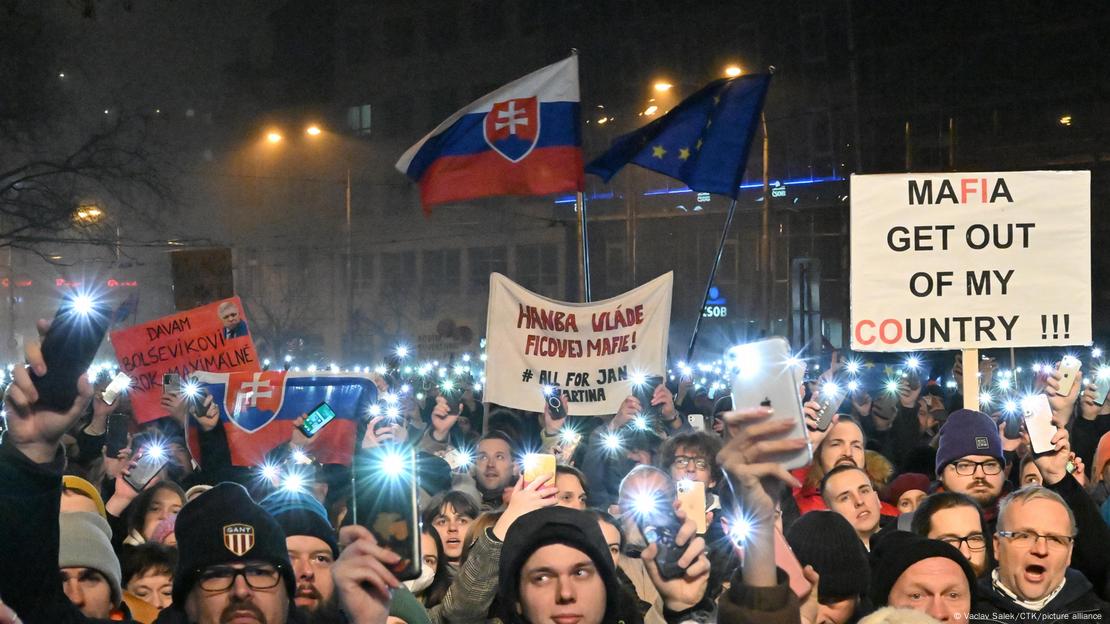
(1046, 472), (1110, 599)
(427, 527), (503, 624)
(973, 568), (1110, 621)
(717, 568), (804, 624)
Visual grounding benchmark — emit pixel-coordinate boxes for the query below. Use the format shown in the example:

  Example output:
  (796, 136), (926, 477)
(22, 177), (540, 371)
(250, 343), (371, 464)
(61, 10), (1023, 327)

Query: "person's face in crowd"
(60, 490), (100, 515)
(598, 521), (621, 569)
(926, 505), (990, 577)
(918, 396), (945, 432)
(518, 544), (606, 624)
(457, 415), (472, 436)
(897, 489), (928, 514)
(127, 568), (173, 611)
(421, 532), (439, 572)
(555, 473), (588, 510)
(669, 445), (715, 487)
(887, 557), (972, 622)
(60, 567), (114, 619)
(825, 469), (881, 542)
(287, 535), (335, 612)
(220, 306), (242, 330)
(994, 497), (1074, 601)
(311, 480), (329, 505)
(940, 455), (1005, 508)
(142, 488), (184, 540)
(816, 596), (859, 624)
(475, 438), (516, 493)
(431, 503), (473, 561)
(184, 561), (289, 624)
(1020, 462), (1043, 486)
(169, 442), (194, 475)
(819, 421), (865, 472)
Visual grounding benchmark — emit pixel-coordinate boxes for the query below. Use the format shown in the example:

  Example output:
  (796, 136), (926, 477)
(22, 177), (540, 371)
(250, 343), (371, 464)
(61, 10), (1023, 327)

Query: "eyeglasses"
(673, 456), (709, 471)
(950, 460), (1003, 476)
(938, 533), (987, 552)
(997, 530), (1075, 550)
(196, 564), (282, 592)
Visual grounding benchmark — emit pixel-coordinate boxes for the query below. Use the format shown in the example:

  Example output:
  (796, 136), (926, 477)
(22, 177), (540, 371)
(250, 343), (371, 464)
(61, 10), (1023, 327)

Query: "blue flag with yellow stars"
(586, 74), (771, 198)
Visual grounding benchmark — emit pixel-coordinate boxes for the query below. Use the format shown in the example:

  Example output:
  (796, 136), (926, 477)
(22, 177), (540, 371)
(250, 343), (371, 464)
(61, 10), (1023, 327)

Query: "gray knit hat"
(59, 512), (122, 604)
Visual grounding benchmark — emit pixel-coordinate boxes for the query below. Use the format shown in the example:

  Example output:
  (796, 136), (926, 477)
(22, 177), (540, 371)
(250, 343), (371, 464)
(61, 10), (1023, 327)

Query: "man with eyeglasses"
(973, 486), (1110, 619)
(912, 492), (993, 578)
(935, 409), (1008, 527)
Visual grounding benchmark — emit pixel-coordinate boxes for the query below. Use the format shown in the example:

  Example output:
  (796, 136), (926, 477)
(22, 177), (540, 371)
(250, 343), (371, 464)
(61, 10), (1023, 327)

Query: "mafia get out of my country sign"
(850, 171), (1091, 351)
(485, 272), (672, 416)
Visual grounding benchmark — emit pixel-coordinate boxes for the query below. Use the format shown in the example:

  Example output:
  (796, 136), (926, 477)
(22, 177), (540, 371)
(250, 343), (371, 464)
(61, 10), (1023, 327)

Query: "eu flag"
(586, 74), (771, 198)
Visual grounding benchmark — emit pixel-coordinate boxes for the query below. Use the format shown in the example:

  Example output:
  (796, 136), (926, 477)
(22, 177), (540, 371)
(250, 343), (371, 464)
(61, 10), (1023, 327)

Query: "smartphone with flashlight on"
(1093, 367), (1110, 406)
(1022, 394), (1058, 455)
(1055, 356), (1082, 397)
(352, 446), (422, 581)
(634, 492), (686, 581)
(124, 445), (170, 492)
(32, 294), (112, 412)
(105, 413), (130, 457)
(631, 374), (665, 421)
(542, 386), (567, 420)
(299, 401), (337, 437)
(101, 372), (131, 406)
(522, 452), (557, 486)
(730, 337), (812, 471)
(162, 373), (181, 397)
(814, 380), (848, 432)
(676, 479), (707, 534)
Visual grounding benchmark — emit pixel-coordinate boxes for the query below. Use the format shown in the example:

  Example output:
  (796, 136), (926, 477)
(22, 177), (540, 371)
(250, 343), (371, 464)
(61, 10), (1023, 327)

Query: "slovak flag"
(190, 371), (377, 467)
(395, 55), (584, 212)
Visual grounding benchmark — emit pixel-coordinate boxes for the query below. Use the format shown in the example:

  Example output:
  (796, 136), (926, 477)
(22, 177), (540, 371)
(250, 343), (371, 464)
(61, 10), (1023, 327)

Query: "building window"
(515, 244), (559, 295)
(346, 105), (371, 136)
(423, 249), (461, 294)
(469, 246), (507, 290)
(381, 251), (416, 295)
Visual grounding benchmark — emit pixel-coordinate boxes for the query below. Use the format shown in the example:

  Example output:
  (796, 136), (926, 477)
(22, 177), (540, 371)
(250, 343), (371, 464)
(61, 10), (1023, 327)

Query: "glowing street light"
(653, 81), (673, 92)
(266, 131), (283, 144)
(305, 125), (322, 136)
(724, 65), (743, 77)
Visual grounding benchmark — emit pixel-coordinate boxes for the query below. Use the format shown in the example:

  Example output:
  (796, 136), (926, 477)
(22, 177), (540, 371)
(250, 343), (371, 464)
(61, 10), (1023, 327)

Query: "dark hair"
(586, 509), (625, 553)
(659, 431), (723, 483)
(819, 464), (872, 503)
(555, 464), (590, 498)
(121, 542), (178, 585)
(420, 528), (451, 608)
(421, 490), (480, 529)
(478, 430), (519, 457)
(126, 481), (186, 540)
(487, 410), (523, 442)
(624, 428), (662, 455)
(910, 491), (984, 536)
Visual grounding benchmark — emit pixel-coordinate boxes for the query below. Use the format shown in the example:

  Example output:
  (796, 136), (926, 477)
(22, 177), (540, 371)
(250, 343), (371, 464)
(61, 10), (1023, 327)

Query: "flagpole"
(576, 191), (592, 302)
(686, 197), (739, 363)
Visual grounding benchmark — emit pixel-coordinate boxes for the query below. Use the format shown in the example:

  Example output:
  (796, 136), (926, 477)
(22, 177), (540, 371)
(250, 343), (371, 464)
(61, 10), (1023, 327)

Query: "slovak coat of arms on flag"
(221, 371), (288, 434)
(483, 96), (539, 162)
(223, 523), (256, 556)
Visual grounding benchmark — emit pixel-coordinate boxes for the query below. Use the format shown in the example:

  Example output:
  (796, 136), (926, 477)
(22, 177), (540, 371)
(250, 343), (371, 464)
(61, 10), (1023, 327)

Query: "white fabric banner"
(484, 272), (673, 415)
(850, 170), (1091, 351)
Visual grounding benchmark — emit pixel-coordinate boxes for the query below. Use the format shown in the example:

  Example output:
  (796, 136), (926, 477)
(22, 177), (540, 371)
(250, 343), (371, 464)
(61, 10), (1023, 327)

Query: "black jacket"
(1046, 472), (1110, 600)
(973, 568), (1110, 621)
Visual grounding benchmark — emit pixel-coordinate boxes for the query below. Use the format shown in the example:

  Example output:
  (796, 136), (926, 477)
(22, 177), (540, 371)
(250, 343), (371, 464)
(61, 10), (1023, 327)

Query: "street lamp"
(305, 125), (322, 136)
(266, 131), (283, 144)
(724, 65), (743, 77)
(653, 81), (673, 92)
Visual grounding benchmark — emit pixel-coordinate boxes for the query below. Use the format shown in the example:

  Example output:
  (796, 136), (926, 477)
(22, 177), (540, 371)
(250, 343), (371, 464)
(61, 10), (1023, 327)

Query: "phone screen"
(102, 372), (131, 406)
(106, 413), (130, 456)
(352, 447), (421, 581)
(124, 450), (169, 492)
(1094, 367), (1110, 405)
(300, 402), (337, 437)
(631, 375), (665, 420)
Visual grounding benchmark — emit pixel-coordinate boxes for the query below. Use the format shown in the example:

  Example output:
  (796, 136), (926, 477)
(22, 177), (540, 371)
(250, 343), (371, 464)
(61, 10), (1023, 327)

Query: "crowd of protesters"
(4, 316), (1110, 624)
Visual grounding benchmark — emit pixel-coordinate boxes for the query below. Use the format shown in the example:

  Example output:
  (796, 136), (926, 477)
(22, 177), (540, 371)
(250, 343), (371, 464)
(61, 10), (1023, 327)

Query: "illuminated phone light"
(281, 473), (306, 493)
(1097, 367), (1110, 380)
(263, 358), (271, 368)
(284, 354), (294, 363)
(728, 515), (753, 544)
(395, 345), (409, 358)
(367, 404), (382, 417)
(629, 371), (648, 387)
(521, 453), (543, 472)
(884, 380), (900, 395)
(1003, 399), (1018, 414)
(400, 384), (412, 394)
(631, 491), (661, 517)
(438, 367), (448, 378)
(441, 380), (455, 392)
(70, 293), (96, 316)
(259, 463), (281, 483)
(1093, 347), (1103, 359)
(1032, 363), (1044, 373)
(669, 375), (676, 381)
(292, 366), (301, 372)
(462, 354), (471, 362)
(1083, 377), (1091, 386)
(453, 365), (467, 376)
(1015, 367), (1023, 373)
(904, 356), (921, 370)
(145, 444), (166, 460)
(998, 379), (1011, 391)
(847, 380), (860, 392)
(542, 385), (556, 396)
(291, 448), (311, 465)
(473, 383), (482, 392)
(374, 365), (388, 376)
(560, 429), (581, 445)
(381, 451), (407, 477)
(182, 381), (202, 399)
(329, 363), (340, 373)
(979, 392), (992, 407)
(416, 392), (425, 401)
(385, 406), (401, 420)
(602, 431), (624, 452)
(307, 364), (318, 373)
(382, 392), (399, 405)
(632, 415), (650, 431)
(845, 360), (861, 375)
(480, 353), (487, 362)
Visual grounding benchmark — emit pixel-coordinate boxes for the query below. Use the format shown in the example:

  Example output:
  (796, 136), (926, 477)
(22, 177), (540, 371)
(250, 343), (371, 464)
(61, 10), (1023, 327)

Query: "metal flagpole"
(576, 191), (592, 302)
(686, 197), (739, 363)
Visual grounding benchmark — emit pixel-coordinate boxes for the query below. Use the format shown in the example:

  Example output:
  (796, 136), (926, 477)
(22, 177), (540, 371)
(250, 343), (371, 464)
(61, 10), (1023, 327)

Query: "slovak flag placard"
(396, 56), (583, 212)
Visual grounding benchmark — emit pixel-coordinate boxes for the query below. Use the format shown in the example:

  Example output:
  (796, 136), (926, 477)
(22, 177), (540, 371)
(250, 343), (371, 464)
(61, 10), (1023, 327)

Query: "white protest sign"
(484, 272), (672, 415)
(850, 171), (1090, 351)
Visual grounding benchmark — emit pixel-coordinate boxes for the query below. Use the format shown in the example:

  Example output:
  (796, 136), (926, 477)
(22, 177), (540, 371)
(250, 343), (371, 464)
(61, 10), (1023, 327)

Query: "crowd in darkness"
(4, 320), (1110, 624)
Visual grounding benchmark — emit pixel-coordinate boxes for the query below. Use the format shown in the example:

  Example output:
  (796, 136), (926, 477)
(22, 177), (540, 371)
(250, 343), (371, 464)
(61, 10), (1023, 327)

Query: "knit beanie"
(1093, 432), (1110, 485)
(390, 586), (433, 624)
(62, 475), (107, 519)
(59, 512), (122, 604)
(786, 511), (870, 600)
(870, 531), (976, 607)
(499, 507), (620, 624)
(259, 489), (339, 557)
(881, 473), (932, 506)
(935, 409), (1002, 475)
(172, 482), (295, 606)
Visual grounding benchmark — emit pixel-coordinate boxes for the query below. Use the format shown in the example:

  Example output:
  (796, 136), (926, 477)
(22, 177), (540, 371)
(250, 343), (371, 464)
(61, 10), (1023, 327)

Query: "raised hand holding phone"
(493, 476), (558, 540)
(641, 502), (711, 612)
(1045, 360), (1083, 427)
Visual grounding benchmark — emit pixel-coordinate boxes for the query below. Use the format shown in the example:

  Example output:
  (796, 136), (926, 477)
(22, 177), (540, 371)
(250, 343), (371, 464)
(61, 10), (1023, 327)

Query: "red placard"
(110, 296), (260, 423)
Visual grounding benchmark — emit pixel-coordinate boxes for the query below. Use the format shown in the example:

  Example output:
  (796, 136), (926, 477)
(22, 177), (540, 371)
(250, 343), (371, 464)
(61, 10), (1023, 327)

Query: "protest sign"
(191, 370), (375, 466)
(111, 297), (260, 422)
(850, 171), (1091, 351)
(485, 272), (672, 415)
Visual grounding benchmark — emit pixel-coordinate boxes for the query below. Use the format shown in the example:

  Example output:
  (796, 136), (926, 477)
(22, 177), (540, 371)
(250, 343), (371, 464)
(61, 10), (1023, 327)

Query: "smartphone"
(631, 375), (665, 421)
(687, 413), (706, 432)
(1094, 367), (1110, 406)
(124, 448), (169, 492)
(635, 497), (685, 580)
(442, 448), (472, 472)
(523, 453), (556, 486)
(162, 373), (181, 397)
(814, 380), (847, 432)
(730, 337), (812, 470)
(101, 372), (131, 406)
(299, 402), (337, 437)
(676, 479), (707, 534)
(1055, 356), (1082, 397)
(543, 386), (567, 420)
(31, 295), (112, 412)
(352, 446), (422, 581)
(105, 413), (130, 456)
(1021, 394), (1058, 455)
(774, 526), (813, 599)
(1003, 411), (1022, 439)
